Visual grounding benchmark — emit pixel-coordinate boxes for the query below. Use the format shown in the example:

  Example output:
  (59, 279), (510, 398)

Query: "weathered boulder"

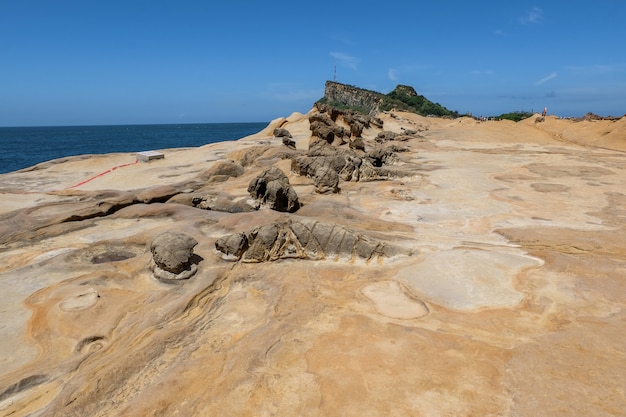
(150, 231), (198, 281)
(315, 103), (379, 137)
(309, 121), (335, 144)
(274, 128), (296, 148)
(349, 137), (366, 151)
(291, 141), (398, 187)
(214, 232), (248, 259)
(282, 136), (296, 149)
(309, 112), (334, 126)
(370, 116), (384, 129)
(247, 167), (300, 212)
(313, 165), (340, 194)
(309, 113), (349, 145)
(375, 131), (398, 143)
(349, 120), (364, 137)
(215, 219), (410, 262)
(273, 127), (292, 139)
(368, 147), (398, 167)
(244, 223), (281, 261)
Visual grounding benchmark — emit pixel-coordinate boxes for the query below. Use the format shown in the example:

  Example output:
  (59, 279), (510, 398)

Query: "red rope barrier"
(66, 159), (138, 189)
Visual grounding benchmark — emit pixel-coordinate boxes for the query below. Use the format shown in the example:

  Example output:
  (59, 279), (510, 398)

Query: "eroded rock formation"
(150, 231), (199, 281)
(215, 219), (408, 262)
(273, 127), (295, 148)
(1, 106), (625, 417)
(290, 140), (401, 191)
(247, 166), (300, 212)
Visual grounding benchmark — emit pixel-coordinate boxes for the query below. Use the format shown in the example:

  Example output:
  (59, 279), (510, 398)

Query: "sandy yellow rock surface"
(0, 111), (625, 416)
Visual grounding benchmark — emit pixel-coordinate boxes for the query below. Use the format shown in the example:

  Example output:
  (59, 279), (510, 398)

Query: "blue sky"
(1, 1), (625, 126)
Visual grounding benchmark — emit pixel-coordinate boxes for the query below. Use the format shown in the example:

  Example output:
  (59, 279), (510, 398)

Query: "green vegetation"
(496, 111), (534, 122)
(382, 85), (459, 118)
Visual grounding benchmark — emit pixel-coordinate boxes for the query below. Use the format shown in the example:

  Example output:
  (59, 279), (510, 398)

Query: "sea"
(0, 122), (268, 175)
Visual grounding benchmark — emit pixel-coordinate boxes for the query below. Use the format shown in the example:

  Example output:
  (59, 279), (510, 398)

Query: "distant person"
(542, 107), (547, 117)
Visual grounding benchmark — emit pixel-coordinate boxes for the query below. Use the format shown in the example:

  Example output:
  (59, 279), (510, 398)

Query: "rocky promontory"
(1, 101), (625, 416)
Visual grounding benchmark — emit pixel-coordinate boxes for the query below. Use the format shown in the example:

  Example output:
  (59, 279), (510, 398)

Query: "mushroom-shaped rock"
(150, 231), (199, 281)
(247, 167), (300, 212)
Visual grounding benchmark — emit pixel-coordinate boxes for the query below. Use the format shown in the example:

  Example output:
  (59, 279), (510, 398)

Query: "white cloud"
(330, 52), (359, 70)
(388, 68), (399, 81)
(534, 72), (557, 85)
(520, 7), (543, 25)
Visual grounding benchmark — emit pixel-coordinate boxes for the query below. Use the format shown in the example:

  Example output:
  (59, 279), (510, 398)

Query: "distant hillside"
(317, 81), (458, 118)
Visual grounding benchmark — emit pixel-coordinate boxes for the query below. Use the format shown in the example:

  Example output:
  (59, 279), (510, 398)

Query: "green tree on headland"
(382, 85), (459, 117)
(496, 111), (534, 122)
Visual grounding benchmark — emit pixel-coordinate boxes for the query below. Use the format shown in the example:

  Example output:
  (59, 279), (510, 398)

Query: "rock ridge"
(215, 218), (410, 262)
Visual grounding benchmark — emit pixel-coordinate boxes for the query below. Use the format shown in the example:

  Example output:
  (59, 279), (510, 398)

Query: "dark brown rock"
(375, 131), (398, 143)
(282, 136), (296, 149)
(313, 165), (340, 194)
(273, 127), (292, 138)
(247, 167), (300, 212)
(150, 231), (198, 279)
(215, 232), (249, 259)
(350, 137), (365, 151)
(215, 220), (409, 263)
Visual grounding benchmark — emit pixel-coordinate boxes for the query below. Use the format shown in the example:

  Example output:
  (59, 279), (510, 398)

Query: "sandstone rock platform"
(0, 110), (625, 416)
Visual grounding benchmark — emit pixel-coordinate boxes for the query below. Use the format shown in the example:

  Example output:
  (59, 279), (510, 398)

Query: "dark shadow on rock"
(0, 374), (49, 402)
(91, 250), (137, 264)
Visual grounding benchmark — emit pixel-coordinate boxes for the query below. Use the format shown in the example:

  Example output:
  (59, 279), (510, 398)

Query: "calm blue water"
(0, 122), (268, 174)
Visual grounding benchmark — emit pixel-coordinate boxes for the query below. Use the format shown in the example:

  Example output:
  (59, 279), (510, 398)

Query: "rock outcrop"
(150, 231), (199, 281)
(200, 160), (245, 182)
(323, 81), (382, 115)
(290, 141), (401, 192)
(309, 112), (350, 145)
(320, 80), (457, 117)
(215, 219), (408, 262)
(247, 167), (300, 212)
(273, 127), (296, 148)
(191, 194), (260, 213)
(1, 104), (626, 417)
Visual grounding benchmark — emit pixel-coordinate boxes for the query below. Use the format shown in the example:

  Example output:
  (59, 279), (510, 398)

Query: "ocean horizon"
(0, 122), (268, 175)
